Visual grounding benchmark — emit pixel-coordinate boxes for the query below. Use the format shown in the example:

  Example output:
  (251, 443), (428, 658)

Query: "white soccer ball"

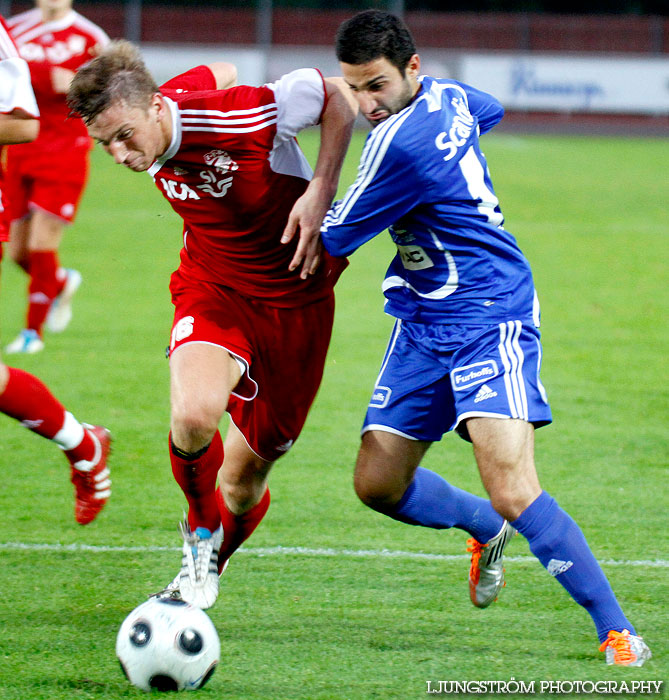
(116, 598), (220, 692)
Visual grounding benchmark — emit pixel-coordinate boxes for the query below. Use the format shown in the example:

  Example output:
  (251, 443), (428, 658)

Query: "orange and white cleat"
(69, 424), (112, 525)
(599, 629), (652, 667)
(466, 520), (516, 608)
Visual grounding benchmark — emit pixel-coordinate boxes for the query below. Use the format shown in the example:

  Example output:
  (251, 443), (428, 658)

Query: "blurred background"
(2, 0), (667, 132)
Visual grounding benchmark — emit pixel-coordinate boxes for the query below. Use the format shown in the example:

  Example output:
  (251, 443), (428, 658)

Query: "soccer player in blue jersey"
(320, 9), (650, 667)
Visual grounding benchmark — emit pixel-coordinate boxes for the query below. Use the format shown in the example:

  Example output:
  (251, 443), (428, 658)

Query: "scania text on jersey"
(434, 96), (475, 162)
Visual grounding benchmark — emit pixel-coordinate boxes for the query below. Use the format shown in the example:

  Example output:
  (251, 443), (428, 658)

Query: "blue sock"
(511, 491), (634, 643)
(389, 466), (505, 543)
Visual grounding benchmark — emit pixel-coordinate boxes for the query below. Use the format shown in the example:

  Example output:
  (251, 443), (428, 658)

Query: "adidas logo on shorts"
(474, 384), (498, 403)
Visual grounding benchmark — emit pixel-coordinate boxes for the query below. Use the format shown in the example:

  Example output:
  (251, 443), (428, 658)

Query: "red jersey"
(7, 8), (109, 154)
(155, 66), (338, 307)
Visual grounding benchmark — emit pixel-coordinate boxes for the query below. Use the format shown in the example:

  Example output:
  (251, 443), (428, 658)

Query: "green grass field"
(0, 131), (667, 699)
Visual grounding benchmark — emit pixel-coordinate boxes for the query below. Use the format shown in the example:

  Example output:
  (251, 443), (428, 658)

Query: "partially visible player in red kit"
(3, 0), (109, 355)
(0, 14), (111, 524)
(67, 41), (358, 608)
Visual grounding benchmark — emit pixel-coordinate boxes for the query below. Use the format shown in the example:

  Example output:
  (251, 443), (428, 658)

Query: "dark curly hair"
(335, 10), (416, 76)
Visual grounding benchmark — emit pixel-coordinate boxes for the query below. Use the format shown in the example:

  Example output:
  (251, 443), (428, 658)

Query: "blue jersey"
(321, 76), (539, 326)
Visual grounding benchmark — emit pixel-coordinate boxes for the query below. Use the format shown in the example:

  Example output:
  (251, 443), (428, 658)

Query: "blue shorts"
(363, 319), (552, 443)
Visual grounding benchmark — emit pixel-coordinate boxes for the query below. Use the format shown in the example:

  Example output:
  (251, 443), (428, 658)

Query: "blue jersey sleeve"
(321, 121), (424, 257)
(460, 82), (504, 135)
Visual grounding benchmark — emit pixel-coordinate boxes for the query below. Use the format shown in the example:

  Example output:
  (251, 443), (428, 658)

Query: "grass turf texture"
(0, 131), (667, 699)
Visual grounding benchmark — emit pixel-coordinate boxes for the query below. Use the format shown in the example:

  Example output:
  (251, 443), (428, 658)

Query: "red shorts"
(169, 273), (335, 462)
(2, 144), (89, 223)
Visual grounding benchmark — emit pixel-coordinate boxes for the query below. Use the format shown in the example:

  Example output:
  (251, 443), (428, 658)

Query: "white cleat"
(151, 574), (183, 602)
(46, 268), (82, 333)
(600, 629), (652, 667)
(5, 329), (44, 354)
(466, 520), (516, 608)
(151, 557), (230, 605)
(175, 519), (223, 610)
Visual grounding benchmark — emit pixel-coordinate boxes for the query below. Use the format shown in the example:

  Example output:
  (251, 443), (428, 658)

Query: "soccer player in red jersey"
(0, 14), (111, 525)
(67, 40), (357, 608)
(3, 0), (109, 354)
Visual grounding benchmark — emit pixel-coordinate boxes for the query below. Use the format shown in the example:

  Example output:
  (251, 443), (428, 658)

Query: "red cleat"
(69, 425), (112, 525)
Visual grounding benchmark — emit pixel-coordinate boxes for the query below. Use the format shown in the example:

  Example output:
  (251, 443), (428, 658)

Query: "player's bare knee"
(0, 363), (8, 393)
(353, 470), (402, 511)
(489, 489), (536, 522)
(171, 409), (219, 453)
(353, 475), (377, 508)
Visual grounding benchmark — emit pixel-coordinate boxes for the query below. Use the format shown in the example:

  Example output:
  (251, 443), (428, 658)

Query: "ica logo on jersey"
(159, 150), (238, 201)
(160, 179), (200, 200)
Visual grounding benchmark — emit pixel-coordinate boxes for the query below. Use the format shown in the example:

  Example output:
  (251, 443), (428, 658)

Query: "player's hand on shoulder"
(281, 183), (332, 280)
(51, 67), (75, 94)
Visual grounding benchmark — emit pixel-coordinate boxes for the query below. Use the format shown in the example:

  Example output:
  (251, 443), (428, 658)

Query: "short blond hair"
(67, 40), (159, 124)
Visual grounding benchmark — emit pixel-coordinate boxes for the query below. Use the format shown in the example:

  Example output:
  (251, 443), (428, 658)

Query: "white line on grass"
(1, 541), (667, 568)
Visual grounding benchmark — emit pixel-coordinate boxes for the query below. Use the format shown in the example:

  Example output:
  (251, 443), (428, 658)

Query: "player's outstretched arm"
(0, 111), (38, 143)
(281, 76), (358, 279)
(207, 62), (238, 90)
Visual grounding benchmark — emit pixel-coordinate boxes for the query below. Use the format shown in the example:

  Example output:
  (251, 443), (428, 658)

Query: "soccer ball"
(116, 598), (220, 692)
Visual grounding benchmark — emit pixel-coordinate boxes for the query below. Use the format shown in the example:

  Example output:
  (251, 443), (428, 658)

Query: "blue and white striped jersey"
(321, 75), (539, 326)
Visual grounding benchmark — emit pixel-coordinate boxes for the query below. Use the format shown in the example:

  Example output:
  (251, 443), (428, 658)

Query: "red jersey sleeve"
(162, 65), (217, 93)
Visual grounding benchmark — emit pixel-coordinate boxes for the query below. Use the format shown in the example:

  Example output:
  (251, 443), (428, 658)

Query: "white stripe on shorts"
(374, 318), (403, 388)
(497, 321), (529, 420)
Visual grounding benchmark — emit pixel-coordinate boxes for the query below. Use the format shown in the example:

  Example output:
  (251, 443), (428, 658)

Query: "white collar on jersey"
(38, 10), (77, 33)
(418, 75), (469, 113)
(11, 9), (78, 42)
(148, 95), (182, 176)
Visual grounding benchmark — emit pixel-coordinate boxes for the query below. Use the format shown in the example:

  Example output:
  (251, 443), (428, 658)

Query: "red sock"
(215, 486), (270, 573)
(63, 425), (97, 464)
(170, 430), (223, 533)
(0, 367), (95, 459)
(27, 250), (63, 333)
